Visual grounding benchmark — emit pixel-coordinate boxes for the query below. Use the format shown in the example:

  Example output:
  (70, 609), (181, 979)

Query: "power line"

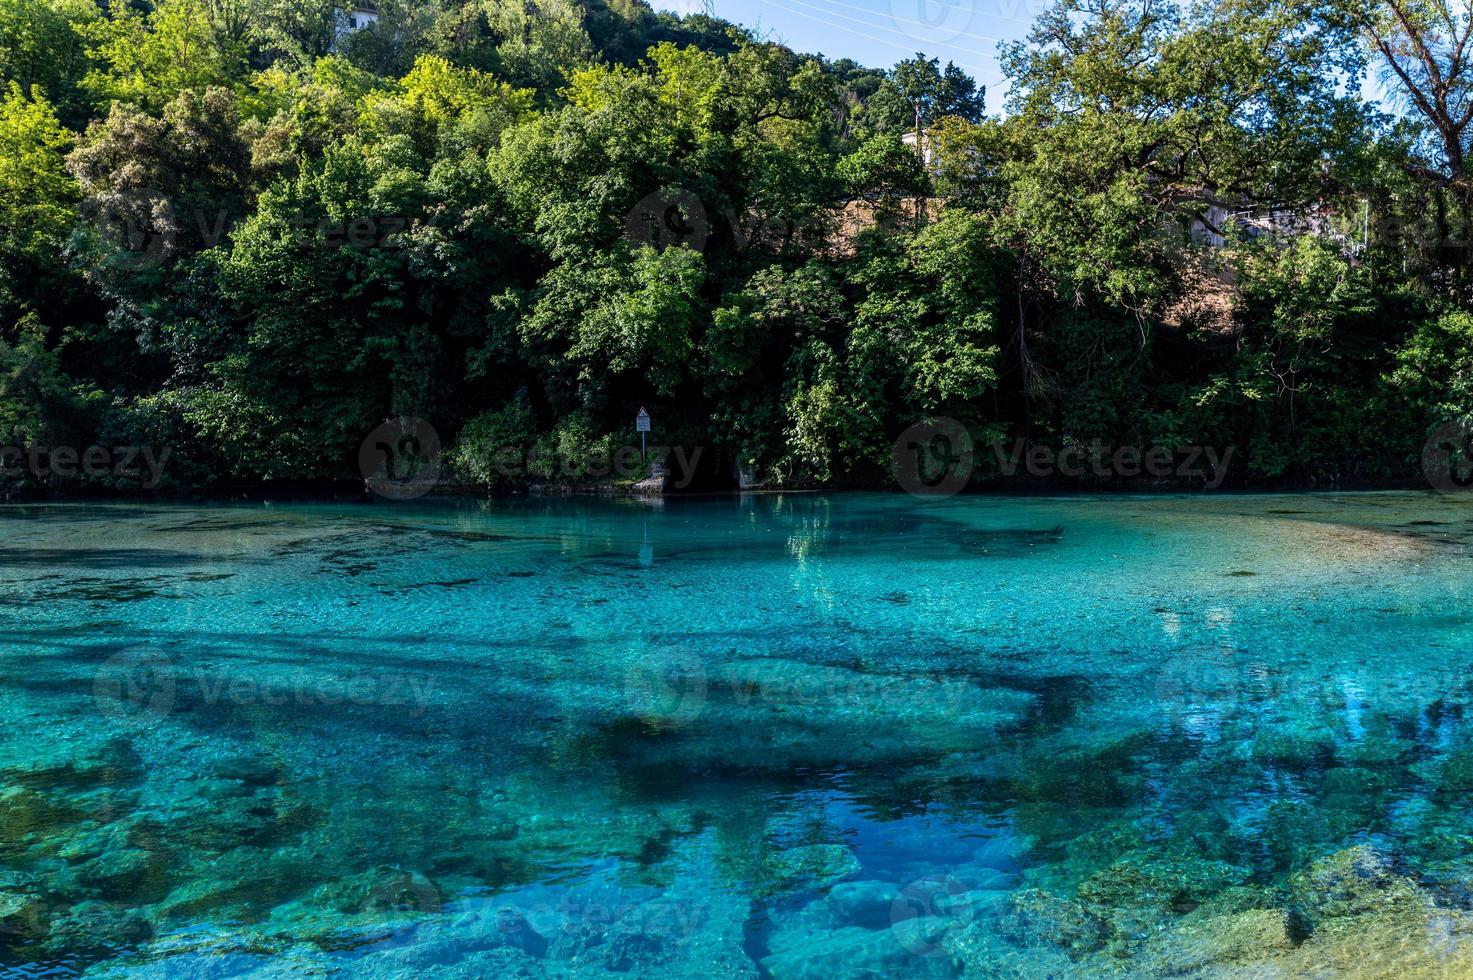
(754, 0), (1010, 76)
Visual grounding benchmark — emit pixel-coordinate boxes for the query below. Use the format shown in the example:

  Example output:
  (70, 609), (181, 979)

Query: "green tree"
(81, 0), (247, 110)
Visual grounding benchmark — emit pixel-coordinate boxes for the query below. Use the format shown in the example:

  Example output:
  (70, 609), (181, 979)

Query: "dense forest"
(1, 0), (1471, 493)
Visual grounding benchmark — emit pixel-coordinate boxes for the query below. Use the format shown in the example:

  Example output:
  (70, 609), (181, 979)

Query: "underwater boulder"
(761, 924), (944, 978)
(1437, 747), (1473, 798)
(1339, 736), (1413, 767)
(998, 888), (1108, 953)
(1057, 821), (1146, 873)
(74, 846), (165, 900)
(968, 834), (1034, 874)
(825, 879), (899, 929)
(416, 946), (543, 978)
(1264, 800), (1353, 871)
(943, 917), (1078, 978)
(0, 883), (49, 947)
(0, 785), (80, 856)
(355, 928), (547, 975)
(206, 754), (281, 788)
(1285, 905), (1473, 975)
(1287, 845), (1422, 926)
(157, 874), (259, 921)
(1075, 854), (1247, 912)
(56, 818), (134, 864)
(0, 742), (143, 793)
(1013, 734), (1153, 807)
(1250, 730), (1335, 770)
(1139, 906), (1298, 972)
(1320, 766), (1395, 801)
(311, 865), (443, 917)
(762, 844), (861, 893)
(527, 871), (755, 978)
(41, 898), (154, 957)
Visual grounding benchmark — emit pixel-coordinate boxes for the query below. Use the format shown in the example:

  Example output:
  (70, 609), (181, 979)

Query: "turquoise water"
(3, 492), (1473, 977)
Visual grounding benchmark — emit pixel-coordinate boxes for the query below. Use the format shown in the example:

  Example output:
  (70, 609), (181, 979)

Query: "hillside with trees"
(1, 0), (1470, 492)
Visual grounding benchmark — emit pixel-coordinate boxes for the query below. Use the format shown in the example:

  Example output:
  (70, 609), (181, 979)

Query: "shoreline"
(0, 480), (1452, 505)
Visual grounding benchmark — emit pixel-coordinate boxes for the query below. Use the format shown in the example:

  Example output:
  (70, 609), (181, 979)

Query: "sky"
(654, 0), (1395, 116)
(656, 0), (1038, 101)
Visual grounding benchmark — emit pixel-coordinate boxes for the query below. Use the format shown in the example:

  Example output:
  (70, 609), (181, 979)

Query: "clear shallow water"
(3, 492), (1473, 977)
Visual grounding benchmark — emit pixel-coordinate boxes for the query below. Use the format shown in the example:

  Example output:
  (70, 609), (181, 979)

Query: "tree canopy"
(0, 0), (1468, 493)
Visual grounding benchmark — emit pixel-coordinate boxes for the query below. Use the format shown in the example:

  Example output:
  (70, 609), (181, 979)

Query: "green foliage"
(1387, 312), (1473, 430)
(0, 82), (76, 263)
(80, 0), (247, 110)
(0, 0), (97, 119)
(528, 410), (620, 480)
(0, 0), (1468, 494)
(450, 391), (536, 487)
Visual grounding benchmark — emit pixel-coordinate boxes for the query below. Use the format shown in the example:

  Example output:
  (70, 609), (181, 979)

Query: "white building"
(1178, 197), (1338, 250)
(336, 4), (379, 39)
(900, 129), (936, 168)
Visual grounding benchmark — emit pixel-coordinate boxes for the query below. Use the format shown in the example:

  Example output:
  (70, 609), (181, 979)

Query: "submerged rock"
(1285, 905), (1473, 975)
(531, 874), (756, 979)
(207, 755), (281, 787)
(998, 888), (1108, 953)
(762, 844), (861, 893)
(825, 879), (898, 928)
(1251, 730), (1335, 769)
(0, 885), (49, 944)
(761, 923), (941, 979)
(1438, 747), (1473, 798)
(0, 785), (80, 854)
(943, 917), (1079, 978)
(1061, 821), (1146, 871)
(311, 866), (443, 917)
(1340, 735), (1413, 767)
(1287, 845), (1421, 926)
(1075, 854), (1247, 912)
(1320, 765), (1395, 801)
(1139, 906), (1298, 972)
(74, 846), (166, 900)
(42, 899), (154, 956)
(1014, 734), (1152, 807)
(1264, 800), (1354, 871)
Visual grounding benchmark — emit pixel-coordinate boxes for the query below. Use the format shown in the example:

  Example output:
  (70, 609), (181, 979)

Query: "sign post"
(636, 407), (651, 462)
